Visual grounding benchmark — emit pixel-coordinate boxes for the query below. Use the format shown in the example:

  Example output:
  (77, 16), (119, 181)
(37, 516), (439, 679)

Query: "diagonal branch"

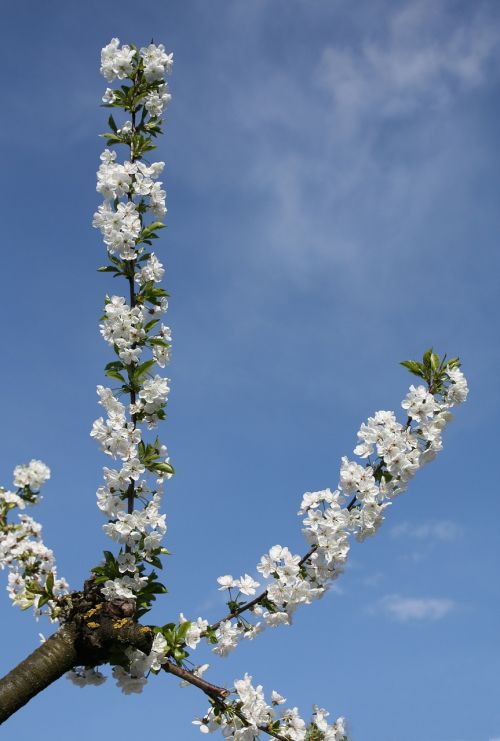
(209, 495), (358, 632)
(0, 624), (79, 725)
(163, 661), (229, 699)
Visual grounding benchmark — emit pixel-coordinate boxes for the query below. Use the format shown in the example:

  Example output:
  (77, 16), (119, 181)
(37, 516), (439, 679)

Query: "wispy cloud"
(391, 520), (462, 542)
(214, 0), (500, 292)
(373, 594), (455, 622)
(315, 0), (500, 134)
(360, 572), (385, 588)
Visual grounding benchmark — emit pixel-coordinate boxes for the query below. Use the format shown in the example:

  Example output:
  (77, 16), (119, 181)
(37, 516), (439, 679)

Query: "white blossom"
(13, 460), (50, 491)
(100, 38), (136, 82)
(145, 84), (172, 116)
(140, 43), (173, 81)
(136, 253), (165, 285)
(67, 667), (107, 687)
(180, 613), (209, 650)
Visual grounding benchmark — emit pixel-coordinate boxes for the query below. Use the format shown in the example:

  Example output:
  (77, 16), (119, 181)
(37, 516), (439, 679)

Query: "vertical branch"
(126, 77), (139, 516)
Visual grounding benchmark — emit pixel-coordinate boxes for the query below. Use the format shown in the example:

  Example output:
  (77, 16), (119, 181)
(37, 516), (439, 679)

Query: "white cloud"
(374, 594), (455, 621)
(315, 0), (500, 133)
(217, 0), (500, 287)
(391, 520), (461, 542)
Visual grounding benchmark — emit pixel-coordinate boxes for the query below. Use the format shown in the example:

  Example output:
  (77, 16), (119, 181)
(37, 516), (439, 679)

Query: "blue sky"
(1, 1), (499, 739)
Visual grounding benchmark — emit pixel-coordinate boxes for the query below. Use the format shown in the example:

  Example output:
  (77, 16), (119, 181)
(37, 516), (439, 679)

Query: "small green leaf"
(177, 620), (191, 641)
(92, 575), (109, 585)
(153, 462), (175, 475)
(45, 572), (54, 596)
(400, 360), (424, 378)
(430, 352), (440, 371)
(135, 359), (156, 380)
(422, 347), (433, 369)
(144, 319), (160, 333)
(105, 368), (126, 383)
(38, 594), (50, 609)
(105, 360), (125, 371)
(103, 550), (116, 565)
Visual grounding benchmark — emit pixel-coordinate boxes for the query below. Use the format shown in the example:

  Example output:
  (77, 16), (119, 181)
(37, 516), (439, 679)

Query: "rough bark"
(0, 584), (157, 725)
(0, 623), (78, 724)
(0, 582), (229, 726)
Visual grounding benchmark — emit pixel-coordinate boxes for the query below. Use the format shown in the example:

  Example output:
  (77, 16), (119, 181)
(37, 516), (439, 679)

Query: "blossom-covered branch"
(181, 351), (468, 660)
(194, 674), (347, 741)
(0, 461), (68, 620)
(90, 38), (174, 618)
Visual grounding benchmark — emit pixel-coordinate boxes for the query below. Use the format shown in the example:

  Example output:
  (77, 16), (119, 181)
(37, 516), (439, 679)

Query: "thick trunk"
(0, 624), (78, 724)
(0, 607), (155, 725)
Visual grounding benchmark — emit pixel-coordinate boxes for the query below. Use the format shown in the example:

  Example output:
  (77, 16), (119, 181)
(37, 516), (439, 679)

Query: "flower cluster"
(100, 38), (136, 82)
(145, 84), (172, 117)
(0, 461), (68, 620)
(93, 199), (141, 261)
(68, 632), (169, 693)
(13, 460), (50, 491)
(194, 674), (347, 740)
(90, 38), (174, 616)
(100, 39), (172, 84)
(204, 352), (468, 657)
(67, 667), (107, 688)
(112, 632), (169, 693)
(93, 154), (167, 259)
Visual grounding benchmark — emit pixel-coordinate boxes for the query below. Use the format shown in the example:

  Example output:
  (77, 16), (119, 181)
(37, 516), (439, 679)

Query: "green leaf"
(400, 360), (424, 378)
(148, 554), (163, 569)
(103, 550), (116, 565)
(177, 620), (192, 641)
(203, 627), (218, 645)
(92, 575), (109, 585)
(148, 221), (166, 232)
(37, 594), (50, 609)
(422, 347), (433, 369)
(144, 319), (160, 333)
(100, 132), (123, 144)
(108, 114), (118, 133)
(135, 359), (156, 381)
(149, 582), (167, 595)
(430, 352), (440, 371)
(105, 360), (125, 371)
(154, 462), (175, 475)
(161, 622), (177, 633)
(172, 647), (188, 663)
(105, 368), (126, 383)
(45, 572), (54, 596)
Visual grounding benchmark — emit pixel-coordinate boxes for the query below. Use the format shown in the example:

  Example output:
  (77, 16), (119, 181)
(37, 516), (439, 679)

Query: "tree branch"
(209, 494), (358, 632)
(0, 624), (78, 725)
(163, 661), (230, 699)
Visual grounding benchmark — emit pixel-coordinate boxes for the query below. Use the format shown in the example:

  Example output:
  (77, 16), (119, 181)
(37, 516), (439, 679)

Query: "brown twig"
(163, 661), (229, 700)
